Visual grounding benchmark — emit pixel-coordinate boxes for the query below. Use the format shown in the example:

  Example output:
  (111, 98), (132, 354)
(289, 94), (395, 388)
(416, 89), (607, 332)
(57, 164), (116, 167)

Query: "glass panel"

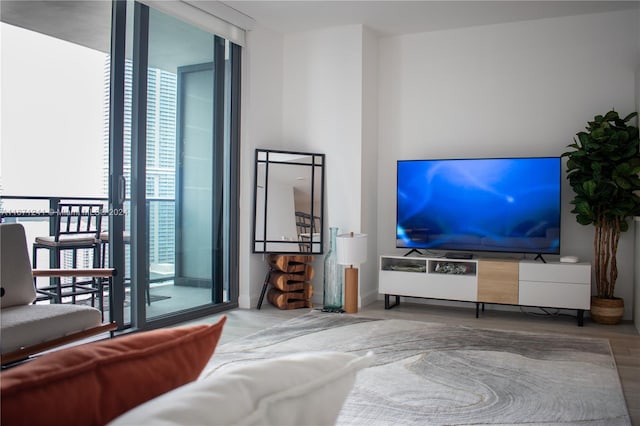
(144, 7), (217, 319)
(175, 64), (212, 286)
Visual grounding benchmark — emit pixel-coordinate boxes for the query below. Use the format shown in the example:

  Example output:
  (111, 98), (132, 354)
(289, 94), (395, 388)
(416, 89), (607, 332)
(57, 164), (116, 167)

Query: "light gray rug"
(208, 311), (630, 425)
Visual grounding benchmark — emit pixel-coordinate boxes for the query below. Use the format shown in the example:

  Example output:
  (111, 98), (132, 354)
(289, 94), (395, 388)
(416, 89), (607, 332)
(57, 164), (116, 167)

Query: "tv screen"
(396, 157), (561, 255)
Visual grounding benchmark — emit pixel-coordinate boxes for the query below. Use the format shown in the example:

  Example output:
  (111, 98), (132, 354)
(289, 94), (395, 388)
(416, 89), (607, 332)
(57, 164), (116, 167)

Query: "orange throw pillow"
(1, 315), (226, 426)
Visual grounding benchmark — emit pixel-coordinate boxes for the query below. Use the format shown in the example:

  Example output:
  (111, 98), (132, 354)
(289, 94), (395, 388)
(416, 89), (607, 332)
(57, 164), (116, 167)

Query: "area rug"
(207, 311), (631, 425)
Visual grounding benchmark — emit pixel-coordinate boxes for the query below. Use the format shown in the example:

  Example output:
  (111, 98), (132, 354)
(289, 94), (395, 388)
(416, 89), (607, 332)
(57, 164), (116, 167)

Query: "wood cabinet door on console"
(477, 259), (519, 304)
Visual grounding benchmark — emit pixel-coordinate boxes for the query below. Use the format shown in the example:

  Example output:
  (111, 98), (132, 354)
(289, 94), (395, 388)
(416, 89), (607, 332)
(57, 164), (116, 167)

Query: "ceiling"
(218, 1), (639, 36)
(0, 1), (216, 71)
(0, 1), (112, 53)
(1, 1), (638, 54)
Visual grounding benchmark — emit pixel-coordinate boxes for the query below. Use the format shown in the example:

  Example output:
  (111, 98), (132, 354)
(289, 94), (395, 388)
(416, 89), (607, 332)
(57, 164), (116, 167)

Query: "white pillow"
(109, 351), (372, 426)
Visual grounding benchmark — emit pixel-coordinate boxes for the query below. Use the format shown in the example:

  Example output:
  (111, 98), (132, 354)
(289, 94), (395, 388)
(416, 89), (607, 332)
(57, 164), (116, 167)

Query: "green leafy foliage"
(562, 110), (640, 227)
(562, 110), (640, 298)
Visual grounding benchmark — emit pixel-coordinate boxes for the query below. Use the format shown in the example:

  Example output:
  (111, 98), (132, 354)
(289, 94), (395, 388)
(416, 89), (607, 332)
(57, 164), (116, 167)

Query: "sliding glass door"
(109, 1), (239, 330)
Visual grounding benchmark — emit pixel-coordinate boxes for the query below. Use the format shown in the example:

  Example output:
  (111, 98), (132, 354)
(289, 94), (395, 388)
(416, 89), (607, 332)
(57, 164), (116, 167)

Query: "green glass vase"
(323, 227), (343, 311)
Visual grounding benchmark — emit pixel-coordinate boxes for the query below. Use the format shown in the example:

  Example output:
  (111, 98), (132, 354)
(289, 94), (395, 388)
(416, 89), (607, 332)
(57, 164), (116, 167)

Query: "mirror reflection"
(253, 149), (325, 254)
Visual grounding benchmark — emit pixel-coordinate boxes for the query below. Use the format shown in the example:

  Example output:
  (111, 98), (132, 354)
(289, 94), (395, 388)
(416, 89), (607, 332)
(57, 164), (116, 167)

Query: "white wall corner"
(361, 286), (380, 308)
(240, 25), (284, 308)
(635, 46), (640, 330)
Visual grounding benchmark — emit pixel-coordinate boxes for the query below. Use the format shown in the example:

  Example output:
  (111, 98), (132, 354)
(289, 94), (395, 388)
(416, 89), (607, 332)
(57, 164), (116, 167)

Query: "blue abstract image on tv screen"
(396, 157), (561, 254)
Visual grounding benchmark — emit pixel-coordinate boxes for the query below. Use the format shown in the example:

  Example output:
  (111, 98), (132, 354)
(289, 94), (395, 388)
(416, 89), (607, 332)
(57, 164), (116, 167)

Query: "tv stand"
(379, 255), (591, 326)
(445, 252), (473, 260)
(534, 253), (547, 263)
(403, 249), (423, 257)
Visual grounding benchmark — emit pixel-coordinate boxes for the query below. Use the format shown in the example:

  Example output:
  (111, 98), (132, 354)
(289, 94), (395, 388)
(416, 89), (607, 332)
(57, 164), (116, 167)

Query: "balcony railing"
(0, 194), (176, 287)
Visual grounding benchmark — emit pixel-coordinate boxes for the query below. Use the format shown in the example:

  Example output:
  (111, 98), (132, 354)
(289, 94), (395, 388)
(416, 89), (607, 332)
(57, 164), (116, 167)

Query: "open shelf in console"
(380, 257), (427, 273)
(428, 259), (477, 276)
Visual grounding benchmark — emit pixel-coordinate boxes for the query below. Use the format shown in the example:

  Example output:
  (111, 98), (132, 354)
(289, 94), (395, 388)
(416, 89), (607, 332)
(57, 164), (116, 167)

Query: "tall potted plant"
(562, 110), (640, 324)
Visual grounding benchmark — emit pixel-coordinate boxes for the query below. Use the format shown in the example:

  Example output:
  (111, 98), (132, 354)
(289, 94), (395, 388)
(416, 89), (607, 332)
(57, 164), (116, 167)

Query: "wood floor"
(195, 300), (640, 425)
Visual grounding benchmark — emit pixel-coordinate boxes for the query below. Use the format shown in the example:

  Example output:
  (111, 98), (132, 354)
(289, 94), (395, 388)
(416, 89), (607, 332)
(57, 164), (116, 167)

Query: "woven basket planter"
(590, 296), (624, 325)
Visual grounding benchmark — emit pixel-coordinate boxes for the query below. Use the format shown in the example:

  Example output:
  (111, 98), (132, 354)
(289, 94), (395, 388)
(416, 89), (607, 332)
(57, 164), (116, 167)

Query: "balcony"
(0, 195), (216, 326)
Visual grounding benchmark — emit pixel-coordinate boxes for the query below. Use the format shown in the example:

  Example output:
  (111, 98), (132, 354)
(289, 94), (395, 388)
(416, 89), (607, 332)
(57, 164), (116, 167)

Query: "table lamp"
(336, 232), (367, 313)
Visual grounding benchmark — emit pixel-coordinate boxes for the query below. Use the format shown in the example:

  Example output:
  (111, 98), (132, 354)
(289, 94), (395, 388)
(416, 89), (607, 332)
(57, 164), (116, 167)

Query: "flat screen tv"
(396, 157), (561, 255)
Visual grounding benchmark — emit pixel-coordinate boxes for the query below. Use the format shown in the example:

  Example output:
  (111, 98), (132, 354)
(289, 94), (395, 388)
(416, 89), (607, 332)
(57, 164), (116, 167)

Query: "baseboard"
(361, 289), (379, 308)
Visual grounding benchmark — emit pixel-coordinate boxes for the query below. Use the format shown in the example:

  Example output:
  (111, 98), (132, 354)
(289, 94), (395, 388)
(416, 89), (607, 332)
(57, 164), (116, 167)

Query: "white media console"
(379, 255), (591, 326)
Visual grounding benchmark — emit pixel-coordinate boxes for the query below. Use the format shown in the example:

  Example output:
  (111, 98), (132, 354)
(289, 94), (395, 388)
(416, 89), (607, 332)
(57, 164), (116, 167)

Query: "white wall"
(241, 24), (367, 308)
(282, 25), (365, 304)
(360, 27), (379, 307)
(635, 217), (640, 332)
(239, 24), (284, 308)
(635, 7), (640, 331)
(377, 10), (639, 319)
(241, 9), (639, 319)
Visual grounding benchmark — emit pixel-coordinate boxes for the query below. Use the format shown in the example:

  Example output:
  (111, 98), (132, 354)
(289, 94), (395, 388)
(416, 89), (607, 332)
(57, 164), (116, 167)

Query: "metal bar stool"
(32, 203), (104, 309)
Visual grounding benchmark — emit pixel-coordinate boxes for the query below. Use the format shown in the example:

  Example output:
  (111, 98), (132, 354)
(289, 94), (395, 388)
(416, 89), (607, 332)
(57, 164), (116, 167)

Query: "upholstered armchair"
(0, 223), (116, 365)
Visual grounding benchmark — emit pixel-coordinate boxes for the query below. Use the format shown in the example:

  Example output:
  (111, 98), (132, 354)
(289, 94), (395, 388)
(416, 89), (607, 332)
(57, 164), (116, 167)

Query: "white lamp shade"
(336, 233), (367, 266)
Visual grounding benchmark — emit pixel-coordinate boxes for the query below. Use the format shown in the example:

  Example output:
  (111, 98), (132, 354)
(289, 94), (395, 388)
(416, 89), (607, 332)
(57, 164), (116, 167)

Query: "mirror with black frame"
(252, 149), (325, 254)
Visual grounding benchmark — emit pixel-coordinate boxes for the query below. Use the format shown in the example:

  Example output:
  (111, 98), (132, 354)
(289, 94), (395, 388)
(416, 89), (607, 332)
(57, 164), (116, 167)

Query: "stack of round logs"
(267, 255), (314, 310)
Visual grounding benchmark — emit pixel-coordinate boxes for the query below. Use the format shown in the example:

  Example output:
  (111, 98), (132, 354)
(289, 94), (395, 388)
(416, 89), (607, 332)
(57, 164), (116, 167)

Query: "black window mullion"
(227, 41), (241, 303)
(108, 0), (127, 329)
(131, 1), (149, 328)
(211, 36), (226, 304)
